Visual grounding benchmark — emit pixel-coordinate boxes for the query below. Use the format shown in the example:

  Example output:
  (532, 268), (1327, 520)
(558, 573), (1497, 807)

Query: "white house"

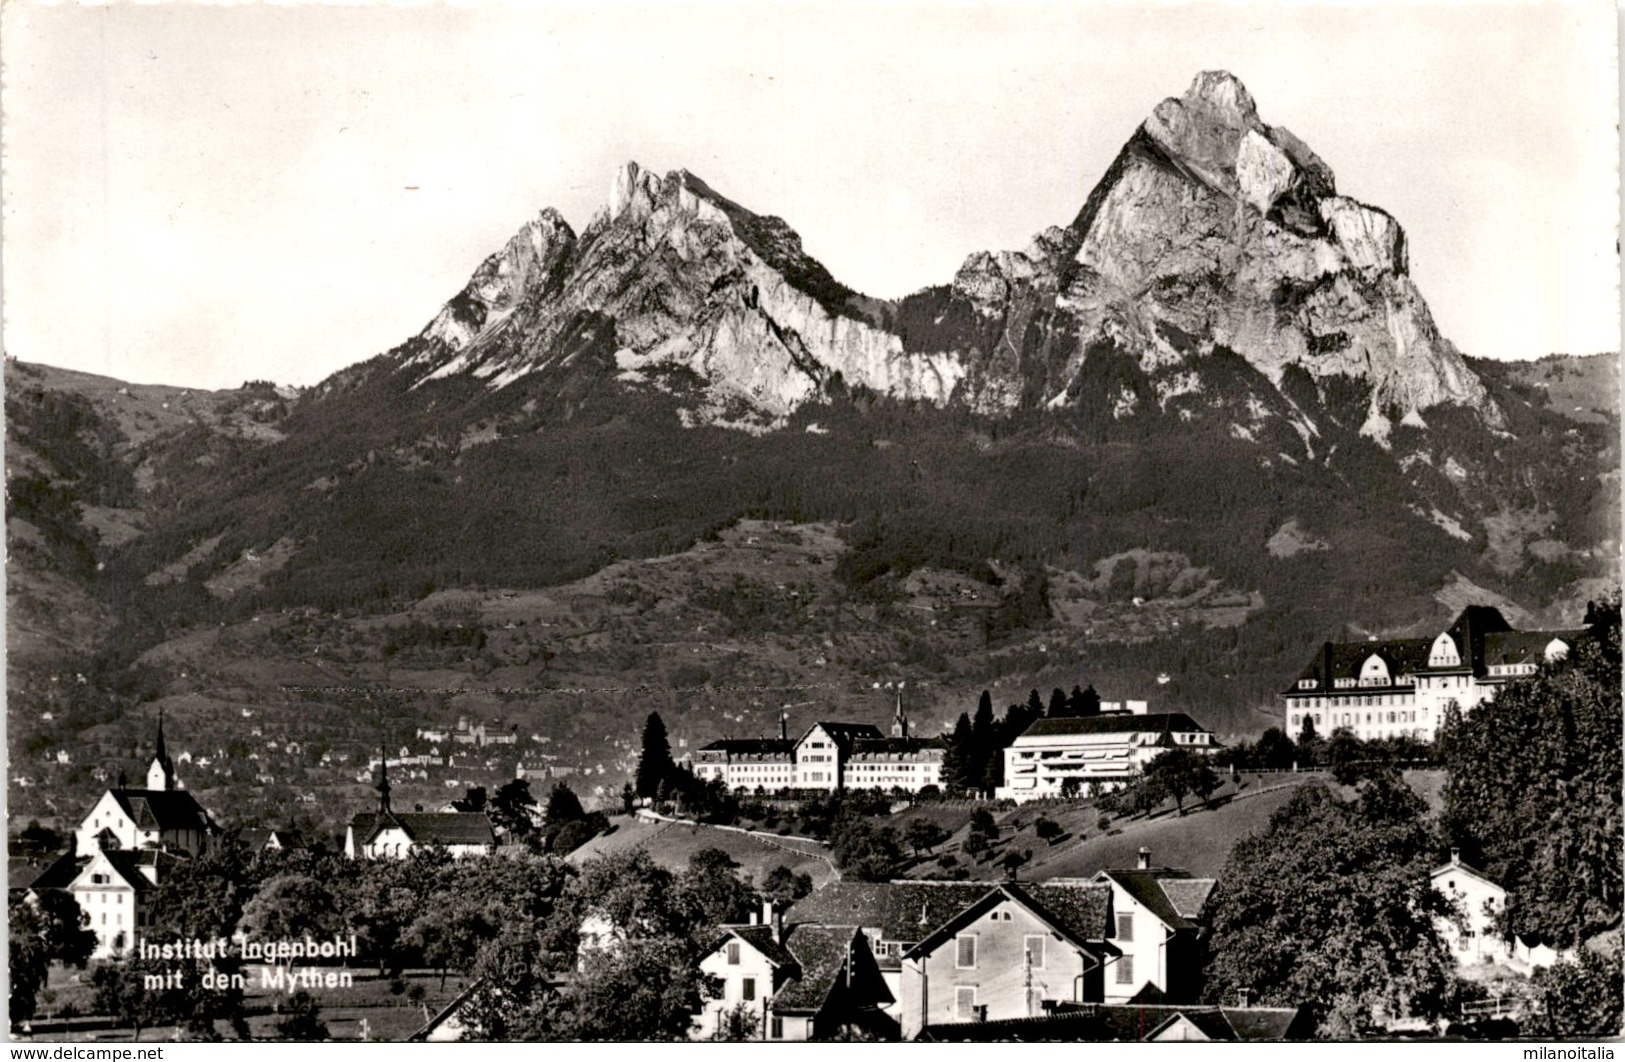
(694, 905), (798, 1039)
(1086, 848), (1214, 1004)
(1431, 850), (1567, 972)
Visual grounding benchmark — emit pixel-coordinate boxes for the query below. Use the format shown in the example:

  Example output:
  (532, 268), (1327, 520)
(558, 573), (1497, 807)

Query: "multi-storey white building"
(691, 707), (945, 794)
(996, 706), (1219, 803)
(1282, 606), (1583, 743)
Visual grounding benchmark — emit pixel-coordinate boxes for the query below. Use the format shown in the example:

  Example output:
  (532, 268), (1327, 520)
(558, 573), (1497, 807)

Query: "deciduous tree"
(1202, 777), (1455, 1038)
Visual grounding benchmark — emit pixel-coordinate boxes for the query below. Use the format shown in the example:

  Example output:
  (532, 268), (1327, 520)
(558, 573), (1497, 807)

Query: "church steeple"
(376, 743), (393, 816)
(891, 688), (908, 740)
(146, 708), (176, 791)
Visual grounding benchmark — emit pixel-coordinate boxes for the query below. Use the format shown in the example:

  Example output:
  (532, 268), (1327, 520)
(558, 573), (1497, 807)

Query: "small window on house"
(1116, 954), (1134, 984)
(726, 942), (740, 965)
(955, 934), (976, 969)
(742, 977), (756, 1001)
(1024, 935), (1045, 969)
(955, 986), (978, 1021)
(771, 1017), (783, 1039)
(1116, 914), (1134, 942)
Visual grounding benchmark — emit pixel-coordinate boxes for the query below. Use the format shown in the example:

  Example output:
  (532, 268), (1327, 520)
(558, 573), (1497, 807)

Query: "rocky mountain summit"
(387, 72), (1496, 441)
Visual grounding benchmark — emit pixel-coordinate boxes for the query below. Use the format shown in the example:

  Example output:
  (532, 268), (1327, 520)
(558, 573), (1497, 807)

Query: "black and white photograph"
(2, 0), (1619, 1045)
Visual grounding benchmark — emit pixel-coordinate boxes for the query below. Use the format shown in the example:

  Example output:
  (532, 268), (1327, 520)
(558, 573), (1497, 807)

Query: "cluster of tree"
(539, 782), (611, 855)
(1440, 596), (1621, 950)
(43, 836), (793, 1042)
(1212, 724), (1434, 776)
(1202, 774), (1457, 1038)
(10, 891), (98, 1027)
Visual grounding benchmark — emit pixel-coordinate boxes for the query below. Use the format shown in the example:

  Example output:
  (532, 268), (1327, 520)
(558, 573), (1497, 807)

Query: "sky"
(2, 2), (1617, 391)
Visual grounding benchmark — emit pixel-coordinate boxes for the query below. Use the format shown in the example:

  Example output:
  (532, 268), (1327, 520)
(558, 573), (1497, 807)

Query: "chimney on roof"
(1137, 847), (1152, 870)
(767, 899), (783, 943)
(1450, 848), (1461, 866)
(780, 708), (789, 743)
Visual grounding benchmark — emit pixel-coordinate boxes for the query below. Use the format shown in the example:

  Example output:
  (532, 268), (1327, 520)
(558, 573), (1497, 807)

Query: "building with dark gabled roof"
(73, 712), (214, 858)
(344, 755), (495, 859)
(694, 901), (896, 1040)
(1086, 847), (1215, 1005)
(896, 880), (1118, 1038)
(30, 844), (186, 959)
(997, 708), (1220, 801)
(690, 707), (945, 795)
(1283, 605), (1587, 743)
(783, 879), (1118, 1039)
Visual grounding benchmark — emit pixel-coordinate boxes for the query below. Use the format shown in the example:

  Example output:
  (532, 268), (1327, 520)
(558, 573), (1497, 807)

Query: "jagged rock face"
(397, 161), (962, 418)
(388, 72), (1496, 436)
(943, 70), (1496, 433)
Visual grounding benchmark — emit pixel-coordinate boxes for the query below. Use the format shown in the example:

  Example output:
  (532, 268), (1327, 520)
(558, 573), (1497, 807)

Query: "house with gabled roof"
(1283, 605), (1587, 743)
(1431, 849), (1568, 972)
(1086, 847), (1215, 1004)
(897, 880), (1116, 1039)
(692, 901), (896, 1040)
(28, 847), (183, 958)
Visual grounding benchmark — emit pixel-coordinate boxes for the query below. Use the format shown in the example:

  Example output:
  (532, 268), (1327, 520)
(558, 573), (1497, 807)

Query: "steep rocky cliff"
(388, 72), (1499, 441)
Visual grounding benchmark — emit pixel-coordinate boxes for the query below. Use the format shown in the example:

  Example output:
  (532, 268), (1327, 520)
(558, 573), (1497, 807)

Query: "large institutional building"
(31, 716), (216, 958)
(1281, 606), (1584, 744)
(690, 705), (945, 794)
(995, 705), (1219, 803)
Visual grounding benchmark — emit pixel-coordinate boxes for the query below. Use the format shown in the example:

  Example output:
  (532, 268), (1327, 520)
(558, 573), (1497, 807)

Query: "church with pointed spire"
(344, 744), (496, 860)
(27, 714), (216, 958)
(73, 711), (213, 858)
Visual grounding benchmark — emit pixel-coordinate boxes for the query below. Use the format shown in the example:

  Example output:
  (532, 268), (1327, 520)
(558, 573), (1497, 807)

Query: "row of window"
(1292, 693), (1420, 709)
(1292, 709), (1421, 727)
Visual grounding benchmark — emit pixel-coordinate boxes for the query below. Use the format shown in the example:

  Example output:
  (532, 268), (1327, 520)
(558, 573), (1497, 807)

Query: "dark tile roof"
(1013, 883), (1115, 942)
(812, 723), (885, 740)
(1016, 714), (1212, 740)
(848, 737), (945, 757)
(100, 850), (171, 892)
(1482, 630), (1585, 666)
(25, 853), (87, 891)
(1158, 878), (1215, 920)
(108, 788), (211, 834)
(1288, 638), (1431, 691)
(784, 881), (992, 944)
(10, 859), (57, 892)
(1217, 1006), (1309, 1041)
(772, 925), (858, 1011)
(350, 811), (495, 847)
(1096, 869), (1211, 931)
(695, 739), (792, 756)
(727, 924), (798, 969)
(903, 882), (1115, 961)
(1287, 607), (1586, 692)
(919, 1004), (1307, 1042)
